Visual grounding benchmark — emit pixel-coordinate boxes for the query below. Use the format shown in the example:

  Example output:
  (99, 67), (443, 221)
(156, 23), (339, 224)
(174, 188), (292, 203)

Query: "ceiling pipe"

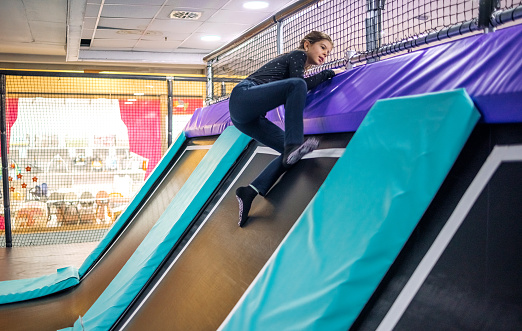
(66, 0), (88, 62)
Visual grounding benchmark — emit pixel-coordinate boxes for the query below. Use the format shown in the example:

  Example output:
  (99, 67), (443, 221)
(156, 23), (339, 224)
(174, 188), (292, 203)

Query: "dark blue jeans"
(229, 78), (308, 195)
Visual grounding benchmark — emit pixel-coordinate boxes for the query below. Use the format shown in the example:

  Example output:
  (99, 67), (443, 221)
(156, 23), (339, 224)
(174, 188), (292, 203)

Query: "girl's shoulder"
(277, 49), (306, 63)
(288, 49), (307, 57)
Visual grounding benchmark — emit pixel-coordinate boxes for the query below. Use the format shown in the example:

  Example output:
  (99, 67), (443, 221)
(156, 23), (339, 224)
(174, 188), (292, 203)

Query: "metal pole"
(167, 77), (173, 147)
(0, 74), (12, 247)
(479, 0), (500, 33)
(205, 61), (214, 105)
(365, 0), (385, 63)
(276, 20), (284, 55)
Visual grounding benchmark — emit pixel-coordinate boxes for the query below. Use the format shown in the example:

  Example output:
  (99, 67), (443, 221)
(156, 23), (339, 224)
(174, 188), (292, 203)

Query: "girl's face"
(304, 39), (333, 66)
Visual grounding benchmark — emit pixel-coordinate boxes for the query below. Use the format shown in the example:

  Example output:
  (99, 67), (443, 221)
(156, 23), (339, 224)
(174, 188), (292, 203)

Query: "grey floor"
(0, 241), (98, 281)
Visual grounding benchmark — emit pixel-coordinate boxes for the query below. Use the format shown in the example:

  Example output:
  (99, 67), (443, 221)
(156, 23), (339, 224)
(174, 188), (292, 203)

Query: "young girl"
(229, 31), (343, 227)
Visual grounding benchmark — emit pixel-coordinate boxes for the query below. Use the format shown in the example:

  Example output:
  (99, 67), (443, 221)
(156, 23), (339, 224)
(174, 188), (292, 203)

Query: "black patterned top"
(246, 50), (335, 90)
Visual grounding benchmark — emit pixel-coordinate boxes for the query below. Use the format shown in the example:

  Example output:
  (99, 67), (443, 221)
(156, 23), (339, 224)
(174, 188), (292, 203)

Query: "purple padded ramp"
(184, 24), (522, 138)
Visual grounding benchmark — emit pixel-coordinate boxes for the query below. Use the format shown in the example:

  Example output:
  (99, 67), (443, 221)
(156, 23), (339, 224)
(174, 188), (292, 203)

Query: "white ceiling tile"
(95, 28), (142, 40)
(24, 0), (67, 23)
(178, 33), (233, 51)
(148, 19), (203, 33)
(155, 31), (192, 41)
(97, 18), (152, 30)
(195, 22), (250, 35)
(134, 39), (183, 52)
(91, 38), (137, 48)
(85, 3), (101, 18)
(207, 9), (271, 25)
(81, 29), (95, 39)
(104, 0), (166, 5)
(101, 5), (162, 19)
(30, 21), (66, 43)
(164, 0), (229, 10)
(0, 0), (32, 42)
(83, 17), (98, 30)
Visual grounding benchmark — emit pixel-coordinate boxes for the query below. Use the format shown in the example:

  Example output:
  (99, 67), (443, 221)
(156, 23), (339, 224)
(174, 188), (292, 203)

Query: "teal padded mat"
(79, 131), (187, 277)
(218, 89), (480, 330)
(63, 126), (250, 330)
(0, 267), (78, 305)
(0, 133), (187, 305)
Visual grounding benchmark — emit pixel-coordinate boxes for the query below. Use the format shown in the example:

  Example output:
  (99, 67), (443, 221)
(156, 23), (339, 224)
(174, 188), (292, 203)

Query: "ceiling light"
(133, 93), (144, 96)
(127, 99), (137, 101)
(243, 1), (269, 10)
(201, 35), (221, 42)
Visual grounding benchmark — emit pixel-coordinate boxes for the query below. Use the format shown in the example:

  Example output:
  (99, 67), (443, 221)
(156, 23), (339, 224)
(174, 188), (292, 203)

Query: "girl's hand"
(332, 68), (345, 75)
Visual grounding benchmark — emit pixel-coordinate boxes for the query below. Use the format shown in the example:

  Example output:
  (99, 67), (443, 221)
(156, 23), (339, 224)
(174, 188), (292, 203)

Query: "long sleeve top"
(246, 50), (335, 90)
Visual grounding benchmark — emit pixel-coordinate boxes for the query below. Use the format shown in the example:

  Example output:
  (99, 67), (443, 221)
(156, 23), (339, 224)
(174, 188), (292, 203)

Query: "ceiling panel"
(104, 0), (166, 5)
(134, 39), (183, 51)
(91, 38), (137, 48)
(101, 4), (163, 19)
(85, 3), (102, 18)
(195, 22), (250, 35)
(81, 29), (94, 39)
(95, 28), (142, 40)
(97, 17), (153, 30)
(23, 0), (67, 23)
(164, 0), (230, 10)
(30, 21), (66, 43)
(179, 33), (232, 50)
(83, 17), (98, 30)
(0, 0), (32, 42)
(207, 9), (272, 25)
(147, 19), (203, 33)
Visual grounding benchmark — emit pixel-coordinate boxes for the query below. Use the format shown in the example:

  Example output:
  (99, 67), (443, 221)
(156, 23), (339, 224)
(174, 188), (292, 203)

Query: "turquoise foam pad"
(63, 126), (250, 330)
(79, 131), (187, 277)
(0, 267), (79, 305)
(0, 133), (187, 305)
(219, 89), (480, 330)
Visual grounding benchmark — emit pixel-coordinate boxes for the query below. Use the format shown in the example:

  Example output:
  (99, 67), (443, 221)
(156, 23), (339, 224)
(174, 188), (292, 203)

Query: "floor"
(0, 241), (99, 281)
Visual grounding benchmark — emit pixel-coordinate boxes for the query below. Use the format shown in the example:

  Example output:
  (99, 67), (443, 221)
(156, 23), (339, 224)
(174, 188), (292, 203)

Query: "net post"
(479, 0), (500, 33)
(365, 0), (385, 63)
(276, 20), (284, 55)
(0, 74), (12, 247)
(205, 61), (214, 105)
(167, 77), (173, 147)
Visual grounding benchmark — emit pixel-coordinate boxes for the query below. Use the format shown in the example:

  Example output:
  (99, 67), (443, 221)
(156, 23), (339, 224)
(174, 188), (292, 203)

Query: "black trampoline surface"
(113, 133), (353, 331)
(0, 137), (215, 331)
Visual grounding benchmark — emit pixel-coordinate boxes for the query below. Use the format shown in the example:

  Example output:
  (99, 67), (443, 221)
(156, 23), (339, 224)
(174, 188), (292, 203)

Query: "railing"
(204, 0), (522, 104)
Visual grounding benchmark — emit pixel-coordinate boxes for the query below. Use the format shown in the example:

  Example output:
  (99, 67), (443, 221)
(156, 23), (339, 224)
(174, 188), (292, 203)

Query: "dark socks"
(235, 185), (258, 227)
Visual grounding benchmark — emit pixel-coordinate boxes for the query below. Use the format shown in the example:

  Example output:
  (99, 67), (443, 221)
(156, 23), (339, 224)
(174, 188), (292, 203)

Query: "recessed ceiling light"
(243, 1), (269, 10)
(133, 93), (145, 96)
(201, 35), (221, 42)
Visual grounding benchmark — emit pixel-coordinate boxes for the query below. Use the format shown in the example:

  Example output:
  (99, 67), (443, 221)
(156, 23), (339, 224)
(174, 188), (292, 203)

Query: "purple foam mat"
(184, 24), (522, 138)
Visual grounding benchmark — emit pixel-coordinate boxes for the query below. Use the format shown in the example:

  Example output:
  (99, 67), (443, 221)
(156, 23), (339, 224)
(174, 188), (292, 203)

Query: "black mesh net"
(0, 74), (205, 247)
(206, 0), (521, 103)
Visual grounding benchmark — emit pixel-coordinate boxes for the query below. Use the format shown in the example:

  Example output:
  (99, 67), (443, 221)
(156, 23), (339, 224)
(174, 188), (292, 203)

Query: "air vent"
(170, 10), (202, 20)
(80, 39), (91, 47)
